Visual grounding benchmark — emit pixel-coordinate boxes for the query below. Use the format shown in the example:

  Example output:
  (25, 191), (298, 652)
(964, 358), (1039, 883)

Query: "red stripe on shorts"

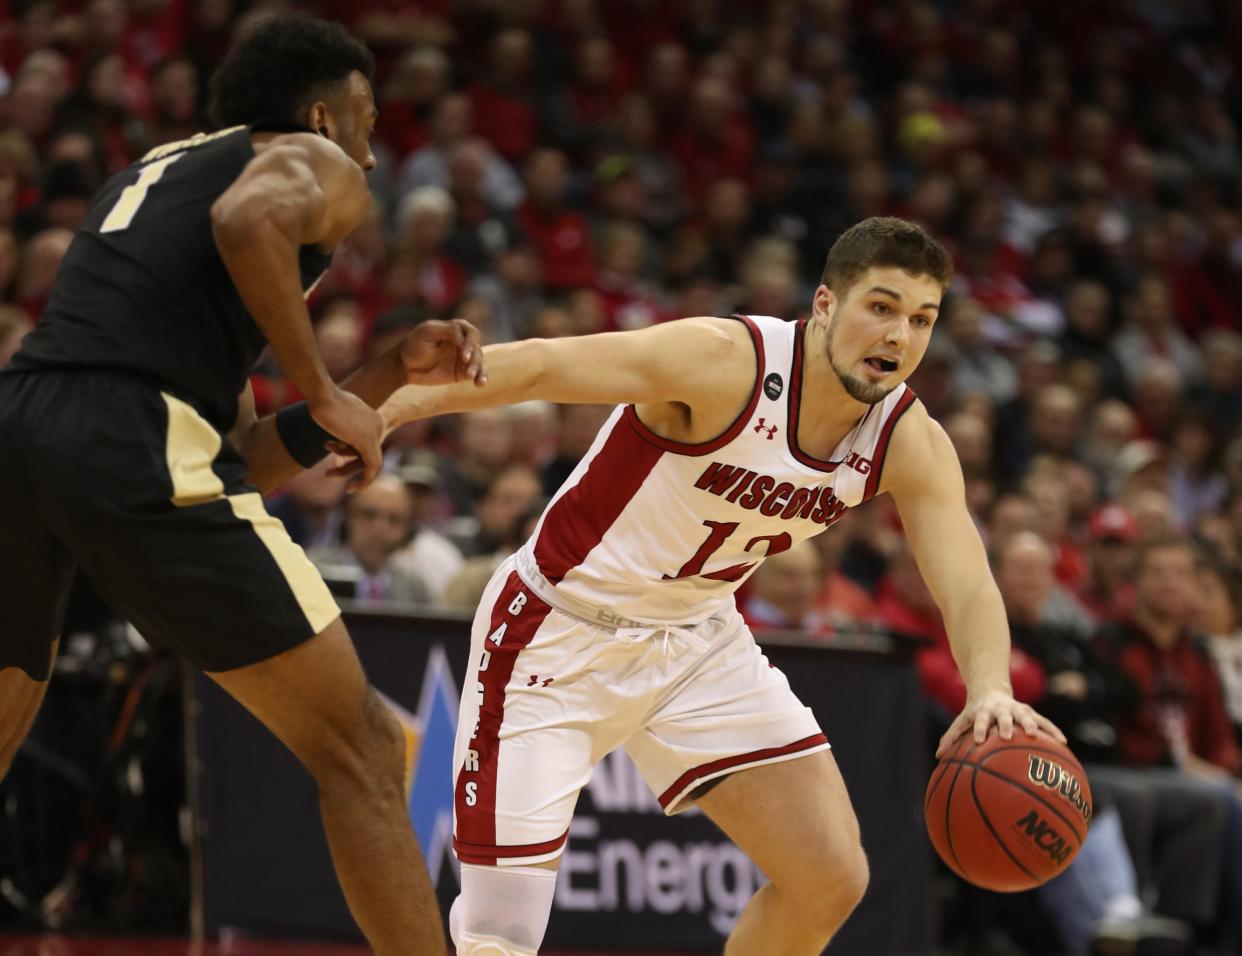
(533, 412), (664, 585)
(657, 733), (829, 810)
(453, 828), (570, 866)
(454, 571), (553, 852)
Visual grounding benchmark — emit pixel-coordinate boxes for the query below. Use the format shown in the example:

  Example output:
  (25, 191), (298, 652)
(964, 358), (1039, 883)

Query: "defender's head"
(812, 217), (953, 405)
(209, 15), (377, 170)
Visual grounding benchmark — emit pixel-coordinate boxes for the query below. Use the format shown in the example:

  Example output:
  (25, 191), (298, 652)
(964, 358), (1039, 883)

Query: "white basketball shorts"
(451, 554), (829, 867)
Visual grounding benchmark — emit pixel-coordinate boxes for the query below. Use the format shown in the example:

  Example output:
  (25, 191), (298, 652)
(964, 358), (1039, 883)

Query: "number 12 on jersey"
(100, 153), (184, 234)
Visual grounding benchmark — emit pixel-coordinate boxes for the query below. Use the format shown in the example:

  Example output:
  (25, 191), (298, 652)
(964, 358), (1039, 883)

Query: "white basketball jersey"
(516, 315), (918, 626)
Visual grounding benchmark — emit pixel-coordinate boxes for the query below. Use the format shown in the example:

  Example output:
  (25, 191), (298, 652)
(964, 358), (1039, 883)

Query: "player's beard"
(826, 319), (894, 405)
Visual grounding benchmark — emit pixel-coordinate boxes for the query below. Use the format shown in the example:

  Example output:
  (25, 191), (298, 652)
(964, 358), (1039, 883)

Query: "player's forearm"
(239, 416), (302, 495)
(240, 349), (406, 494)
(943, 579), (1014, 701)
(214, 216), (335, 406)
(385, 340), (546, 424)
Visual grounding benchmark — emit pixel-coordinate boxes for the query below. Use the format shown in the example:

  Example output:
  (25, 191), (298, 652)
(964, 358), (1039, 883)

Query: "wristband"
(274, 402), (335, 468)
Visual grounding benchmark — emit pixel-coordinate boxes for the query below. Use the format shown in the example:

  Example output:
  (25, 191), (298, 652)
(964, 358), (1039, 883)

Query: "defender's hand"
(310, 388), (383, 489)
(936, 689), (1066, 759)
(399, 318), (486, 387)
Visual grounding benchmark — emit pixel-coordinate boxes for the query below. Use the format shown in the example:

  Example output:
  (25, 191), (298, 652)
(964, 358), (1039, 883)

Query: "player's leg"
(448, 562), (628, 954)
(448, 861), (558, 955)
(0, 374), (75, 781)
(696, 750), (869, 956)
(0, 639), (59, 781)
(207, 618), (444, 956)
(39, 384), (446, 956)
(624, 609), (847, 956)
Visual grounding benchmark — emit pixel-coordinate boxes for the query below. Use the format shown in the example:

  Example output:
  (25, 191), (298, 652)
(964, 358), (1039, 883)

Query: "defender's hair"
(820, 217), (953, 295)
(208, 15), (374, 128)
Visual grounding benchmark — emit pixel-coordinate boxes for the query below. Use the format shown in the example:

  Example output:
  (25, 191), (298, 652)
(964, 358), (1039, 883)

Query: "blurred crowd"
(4, 0), (1242, 951)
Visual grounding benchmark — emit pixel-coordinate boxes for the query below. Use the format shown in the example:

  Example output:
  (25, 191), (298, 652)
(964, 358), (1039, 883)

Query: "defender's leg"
(209, 619), (445, 956)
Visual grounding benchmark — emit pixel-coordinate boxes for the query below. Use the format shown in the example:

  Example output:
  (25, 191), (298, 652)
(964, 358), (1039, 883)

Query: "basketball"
(924, 731), (1093, 892)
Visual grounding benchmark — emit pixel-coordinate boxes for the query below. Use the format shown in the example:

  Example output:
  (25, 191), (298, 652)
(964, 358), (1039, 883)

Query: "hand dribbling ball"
(924, 731), (1093, 892)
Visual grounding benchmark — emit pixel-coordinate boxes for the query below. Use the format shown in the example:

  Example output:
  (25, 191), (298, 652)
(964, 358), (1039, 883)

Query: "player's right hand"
(309, 388), (384, 489)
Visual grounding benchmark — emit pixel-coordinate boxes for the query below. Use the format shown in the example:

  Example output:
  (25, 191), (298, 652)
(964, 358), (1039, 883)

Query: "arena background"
(2, 1), (1242, 954)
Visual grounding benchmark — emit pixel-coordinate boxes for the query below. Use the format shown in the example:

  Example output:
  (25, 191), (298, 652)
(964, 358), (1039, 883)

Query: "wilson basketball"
(924, 732), (1093, 892)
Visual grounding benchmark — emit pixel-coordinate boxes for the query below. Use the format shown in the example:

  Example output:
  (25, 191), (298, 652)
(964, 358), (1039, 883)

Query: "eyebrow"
(867, 286), (941, 311)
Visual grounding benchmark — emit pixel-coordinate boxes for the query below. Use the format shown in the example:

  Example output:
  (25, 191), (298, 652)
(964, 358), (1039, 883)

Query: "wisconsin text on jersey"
(692, 460), (855, 527)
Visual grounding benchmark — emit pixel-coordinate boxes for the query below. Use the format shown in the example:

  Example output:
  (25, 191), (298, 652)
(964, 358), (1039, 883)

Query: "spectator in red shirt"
(670, 74), (755, 203)
(592, 221), (669, 331)
(878, 540), (1046, 723)
(543, 35), (629, 159)
(383, 185), (465, 318)
(469, 28), (538, 164)
(145, 54), (203, 148)
(1078, 504), (1139, 624)
(1098, 537), (1240, 774)
(372, 46), (450, 162)
(1095, 536), (1242, 940)
(518, 147), (595, 291)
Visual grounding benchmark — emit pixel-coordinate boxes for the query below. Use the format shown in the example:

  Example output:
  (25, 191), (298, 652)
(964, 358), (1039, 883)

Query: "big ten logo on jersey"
(842, 451), (872, 475)
(557, 750), (763, 937)
(462, 588), (530, 810)
(692, 461), (847, 528)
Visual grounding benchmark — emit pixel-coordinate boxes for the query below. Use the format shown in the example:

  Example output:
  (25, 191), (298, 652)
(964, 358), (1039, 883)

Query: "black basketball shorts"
(0, 371), (340, 679)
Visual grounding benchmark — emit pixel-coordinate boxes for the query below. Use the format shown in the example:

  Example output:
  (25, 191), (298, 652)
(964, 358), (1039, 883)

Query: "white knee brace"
(449, 863), (558, 956)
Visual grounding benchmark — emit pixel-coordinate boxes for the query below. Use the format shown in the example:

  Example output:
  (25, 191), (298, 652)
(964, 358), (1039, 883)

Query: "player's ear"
(812, 284), (836, 326)
(307, 101), (332, 139)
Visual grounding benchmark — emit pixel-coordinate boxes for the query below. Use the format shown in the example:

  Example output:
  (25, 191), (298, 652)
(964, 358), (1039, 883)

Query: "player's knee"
(834, 843), (870, 910)
(784, 841), (869, 932)
(302, 688), (406, 797)
(450, 864), (557, 956)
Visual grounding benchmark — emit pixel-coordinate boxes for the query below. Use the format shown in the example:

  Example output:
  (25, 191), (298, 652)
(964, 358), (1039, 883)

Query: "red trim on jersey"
(453, 828), (571, 866)
(533, 411), (665, 584)
(787, 319), (859, 472)
(863, 387), (918, 499)
(454, 571), (553, 853)
(657, 733), (829, 810)
(621, 314), (766, 456)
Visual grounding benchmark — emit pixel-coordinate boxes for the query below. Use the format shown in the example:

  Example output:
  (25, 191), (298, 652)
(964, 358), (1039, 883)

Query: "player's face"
(329, 71), (378, 171)
(815, 266), (942, 405)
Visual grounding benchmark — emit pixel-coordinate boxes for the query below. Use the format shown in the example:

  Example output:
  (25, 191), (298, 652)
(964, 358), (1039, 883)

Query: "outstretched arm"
(381, 316), (743, 426)
(230, 319), (484, 494)
(881, 403), (1065, 757)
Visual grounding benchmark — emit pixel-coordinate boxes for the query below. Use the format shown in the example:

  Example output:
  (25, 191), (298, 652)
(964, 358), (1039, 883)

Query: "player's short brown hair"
(820, 217), (953, 295)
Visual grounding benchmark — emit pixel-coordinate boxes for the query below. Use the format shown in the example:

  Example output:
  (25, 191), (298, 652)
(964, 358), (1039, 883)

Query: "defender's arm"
(211, 136), (368, 407)
(230, 320), (483, 494)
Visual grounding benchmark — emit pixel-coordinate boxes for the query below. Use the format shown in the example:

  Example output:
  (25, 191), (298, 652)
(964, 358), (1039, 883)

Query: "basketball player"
(0, 17), (483, 955)
(369, 217), (1067, 956)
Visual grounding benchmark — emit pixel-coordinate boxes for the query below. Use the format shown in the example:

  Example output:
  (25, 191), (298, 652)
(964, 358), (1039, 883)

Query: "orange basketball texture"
(924, 732), (1093, 892)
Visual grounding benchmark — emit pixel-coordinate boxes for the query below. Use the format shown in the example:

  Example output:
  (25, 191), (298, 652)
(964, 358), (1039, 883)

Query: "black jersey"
(7, 124), (333, 429)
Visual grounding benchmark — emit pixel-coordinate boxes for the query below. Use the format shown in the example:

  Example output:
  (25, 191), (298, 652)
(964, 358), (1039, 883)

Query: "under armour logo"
(753, 418), (778, 439)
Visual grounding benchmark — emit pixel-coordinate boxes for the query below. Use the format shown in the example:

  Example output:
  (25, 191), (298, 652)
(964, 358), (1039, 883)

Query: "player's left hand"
(936, 689), (1066, 759)
(398, 318), (486, 387)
